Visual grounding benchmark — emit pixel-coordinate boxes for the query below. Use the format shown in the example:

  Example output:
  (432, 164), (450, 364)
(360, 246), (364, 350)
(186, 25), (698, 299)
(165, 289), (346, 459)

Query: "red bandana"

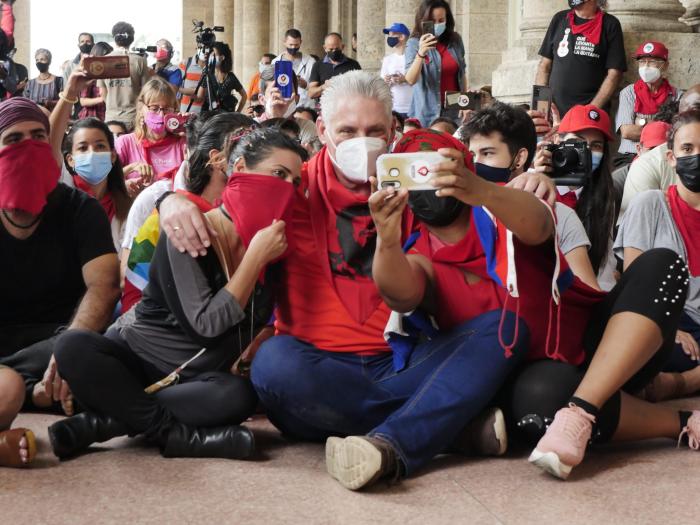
(0, 139), (59, 215)
(667, 185), (700, 276)
(633, 78), (675, 116)
(73, 175), (116, 221)
(175, 189), (214, 213)
(567, 9), (604, 46)
(556, 191), (578, 210)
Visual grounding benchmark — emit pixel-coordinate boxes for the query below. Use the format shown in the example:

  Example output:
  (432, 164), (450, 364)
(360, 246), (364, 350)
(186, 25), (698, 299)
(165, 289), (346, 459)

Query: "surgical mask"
(36, 62), (49, 73)
(145, 110), (166, 135)
(676, 154), (700, 192)
(197, 50), (207, 62)
(72, 151), (113, 185)
(327, 134), (387, 184)
(434, 22), (447, 37)
(155, 48), (169, 61)
(408, 190), (464, 227)
(387, 37), (400, 48)
(258, 62), (267, 73)
(639, 66), (661, 84)
(591, 151), (604, 172)
(328, 49), (344, 62)
(264, 97), (297, 119)
(475, 162), (512, 183)
(79, 43), (93, 54)
(215, 56), (223, 66)
(286, 47), (300, 56)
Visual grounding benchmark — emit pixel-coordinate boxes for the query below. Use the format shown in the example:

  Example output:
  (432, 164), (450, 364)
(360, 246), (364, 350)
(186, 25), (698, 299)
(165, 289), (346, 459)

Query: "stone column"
(681, 0), (700, 30)
(356, 0), (387, 73)
(213, 0), (235, 52)
(233, 0), (244, 79)
(242, 0), (270, 89)
(270, 0), (295, 55)
(183, 0), (214, 60)
(385, 0), (420, 27)
(13, 0), (29, 70)
(606, 0), (689, 32)
(294, 0), (328, 58)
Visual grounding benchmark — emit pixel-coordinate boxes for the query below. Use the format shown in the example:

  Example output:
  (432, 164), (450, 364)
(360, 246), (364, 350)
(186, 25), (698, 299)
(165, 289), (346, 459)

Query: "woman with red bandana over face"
(50, 127), (307, 461)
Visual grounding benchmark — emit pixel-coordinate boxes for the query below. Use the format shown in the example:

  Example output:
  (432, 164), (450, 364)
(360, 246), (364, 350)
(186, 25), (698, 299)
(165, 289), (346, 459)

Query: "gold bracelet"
(58, 91), (78, 104)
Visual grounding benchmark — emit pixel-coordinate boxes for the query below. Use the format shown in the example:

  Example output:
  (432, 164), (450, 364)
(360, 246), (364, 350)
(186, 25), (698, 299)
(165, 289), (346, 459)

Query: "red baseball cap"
(559, 104), (614, 141)
(639, 120), (671, 149)
(634, 41), (669, 61)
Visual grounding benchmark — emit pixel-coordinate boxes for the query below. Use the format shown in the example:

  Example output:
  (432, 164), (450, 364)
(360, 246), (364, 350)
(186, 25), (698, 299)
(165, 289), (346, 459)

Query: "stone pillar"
(681, 0), (700, 30)
(356, 0), (387, 73)
(183, 0), (214, 60)
(233, 0), (244, 79)
(213, 0), (235, 53)
(606, 0), (689, 32)
(294, 0), (328, 58)
(242, 0), (270, 88)
(270, 0), (295, 55)
(385, 0), (420, 27)
(13, 0), (30, 70)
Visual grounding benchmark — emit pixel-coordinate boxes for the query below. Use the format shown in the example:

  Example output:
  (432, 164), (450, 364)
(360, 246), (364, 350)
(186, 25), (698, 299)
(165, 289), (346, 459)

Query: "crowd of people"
(1, 0), (700, 492)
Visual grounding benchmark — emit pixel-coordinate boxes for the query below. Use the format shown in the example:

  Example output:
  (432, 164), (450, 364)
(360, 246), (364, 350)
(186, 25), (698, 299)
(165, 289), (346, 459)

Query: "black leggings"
(508, 248), (689, 445)
(53, 329), (258, 438)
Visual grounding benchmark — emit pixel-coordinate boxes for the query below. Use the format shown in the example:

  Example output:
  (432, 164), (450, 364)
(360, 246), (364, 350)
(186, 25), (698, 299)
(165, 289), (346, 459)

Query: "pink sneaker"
(678, 411), (700, 450)
(528, 403), (596, 480)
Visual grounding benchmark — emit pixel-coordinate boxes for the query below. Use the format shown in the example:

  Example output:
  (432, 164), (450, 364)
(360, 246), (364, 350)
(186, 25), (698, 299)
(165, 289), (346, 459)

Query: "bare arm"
(623, 246), (644, 272)
(535, 57), (552, 86)
(50, 68), (87, 165)
(619, 123), (643, 142)
(591, 69), (623, 109)
(405, 34), (436, 86)
(307, 81), (324, 100)
(235, 87), (247, 112)
(564, 246), (601, 291)
(69, 253), (121, 332)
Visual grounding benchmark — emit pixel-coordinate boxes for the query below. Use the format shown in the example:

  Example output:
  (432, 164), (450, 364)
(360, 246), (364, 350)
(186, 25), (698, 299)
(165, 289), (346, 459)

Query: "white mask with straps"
(326, 133), (387, 184)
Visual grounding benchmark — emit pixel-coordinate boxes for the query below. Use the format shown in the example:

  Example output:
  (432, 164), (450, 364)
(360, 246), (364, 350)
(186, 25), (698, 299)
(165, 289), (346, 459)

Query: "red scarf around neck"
(175, 189), (214, 213)
(634, 78), (674, 116)
(307, 146), (383, 325)
(567, 9), (603, 46)
(140, 135), (181, 168)
(73, 175), (116, 221)
(667, 185), (700, 276)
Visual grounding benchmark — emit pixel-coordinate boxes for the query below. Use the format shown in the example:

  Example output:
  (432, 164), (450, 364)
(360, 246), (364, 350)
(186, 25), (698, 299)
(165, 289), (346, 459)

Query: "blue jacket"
(405, 34), (467, 126)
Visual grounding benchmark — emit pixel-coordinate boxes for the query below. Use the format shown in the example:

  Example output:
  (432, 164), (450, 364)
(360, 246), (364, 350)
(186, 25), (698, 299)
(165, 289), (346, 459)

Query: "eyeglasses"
(147, 105), (174, 114)
(637, 58), (665, 67)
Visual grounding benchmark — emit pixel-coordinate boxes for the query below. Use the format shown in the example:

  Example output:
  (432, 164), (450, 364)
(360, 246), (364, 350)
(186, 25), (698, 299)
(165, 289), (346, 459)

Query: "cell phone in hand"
(444, 91), (481, 111)
(165, 113), (189, 135)
(532, 85), (553, 122)
(83, 56), (130, 80)
(376, 152), (449, 191)
(274, 60), (294, 99)
(421, 21), (435, 36)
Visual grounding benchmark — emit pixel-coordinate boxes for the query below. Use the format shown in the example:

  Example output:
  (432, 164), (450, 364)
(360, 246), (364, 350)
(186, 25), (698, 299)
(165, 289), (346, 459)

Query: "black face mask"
(475, 162), (512, 183)
(408, 190), (465, 227)
(36, 62), (49, 73)
(676, 154), (700, 193)
(286, 47), (300, 56)
(568, 0), (586, 7)
(328, 49), (344, 62)
(79, 43), (93, 54)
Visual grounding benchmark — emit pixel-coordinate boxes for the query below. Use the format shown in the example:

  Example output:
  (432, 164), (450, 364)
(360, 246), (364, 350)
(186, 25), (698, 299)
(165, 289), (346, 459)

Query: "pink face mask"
(144, 110), (165, 135)
(155, 48), (169, 61)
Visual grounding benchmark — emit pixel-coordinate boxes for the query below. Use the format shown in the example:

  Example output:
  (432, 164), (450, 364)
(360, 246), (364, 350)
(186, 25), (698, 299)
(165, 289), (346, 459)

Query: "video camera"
(192, 20), (224, 50)
(132, 46), (157, 57)
(545, 140), (592, 187)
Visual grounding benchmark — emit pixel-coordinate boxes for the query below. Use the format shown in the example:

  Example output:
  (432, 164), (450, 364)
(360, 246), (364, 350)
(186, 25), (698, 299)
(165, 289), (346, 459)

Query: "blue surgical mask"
(591, 151), (604, 172)
(73, 151), (113, 185)
(387, 37), (400, 48)
(434, 22), (447, 37)
(475, 162), (512, 183)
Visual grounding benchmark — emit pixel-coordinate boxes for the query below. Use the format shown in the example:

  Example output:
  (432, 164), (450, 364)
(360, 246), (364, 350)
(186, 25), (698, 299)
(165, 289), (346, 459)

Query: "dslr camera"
(545, 140), (592, 186)
(192, 20), (224, 50)
(132, 46), (157, 56)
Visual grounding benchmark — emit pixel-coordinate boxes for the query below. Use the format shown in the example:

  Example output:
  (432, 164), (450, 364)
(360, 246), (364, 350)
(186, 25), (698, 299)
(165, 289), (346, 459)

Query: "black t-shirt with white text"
(539, 10), (627, 117)
(0, 184), (116, 327)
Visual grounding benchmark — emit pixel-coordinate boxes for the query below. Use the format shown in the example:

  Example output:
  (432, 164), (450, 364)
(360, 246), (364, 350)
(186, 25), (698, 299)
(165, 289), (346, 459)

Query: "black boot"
(161, 423), (255, 460)
(48, 412), (129, 460)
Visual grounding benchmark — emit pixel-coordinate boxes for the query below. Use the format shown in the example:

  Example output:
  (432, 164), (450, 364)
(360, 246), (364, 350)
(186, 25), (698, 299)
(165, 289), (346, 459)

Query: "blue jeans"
(251, 310), (528, 475)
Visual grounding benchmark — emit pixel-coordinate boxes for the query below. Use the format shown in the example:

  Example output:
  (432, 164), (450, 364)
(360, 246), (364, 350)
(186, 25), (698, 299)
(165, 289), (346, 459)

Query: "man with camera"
(535, 0), (626, 118)
(98, 21), (150, 130)
(272, 29), (316, 108)
(152, 39), (182, 89)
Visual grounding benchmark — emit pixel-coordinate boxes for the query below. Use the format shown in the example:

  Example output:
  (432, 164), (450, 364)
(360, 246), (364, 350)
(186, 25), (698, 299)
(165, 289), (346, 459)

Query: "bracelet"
(58, 91), (78, 104)
(155, 190), (175, 213)
(417, 53), (426, 59)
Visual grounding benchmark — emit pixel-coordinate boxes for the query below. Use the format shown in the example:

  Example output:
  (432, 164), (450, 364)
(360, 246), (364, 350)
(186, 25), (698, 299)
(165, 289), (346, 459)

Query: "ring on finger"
(173, 226), (181, 232)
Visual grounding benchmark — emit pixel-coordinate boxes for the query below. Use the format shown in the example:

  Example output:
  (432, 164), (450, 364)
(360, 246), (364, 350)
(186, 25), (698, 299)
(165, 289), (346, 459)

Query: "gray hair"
(597, 0), (608, 8)
(156, 38), (174, 53)
(35, 48), (52, 62)
(320, 70), (393, 128)
(259, 65), (274, 94)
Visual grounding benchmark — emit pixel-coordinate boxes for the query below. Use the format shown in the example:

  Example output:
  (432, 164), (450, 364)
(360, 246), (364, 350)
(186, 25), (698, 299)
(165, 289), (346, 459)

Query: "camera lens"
(552, 147), (579, 170)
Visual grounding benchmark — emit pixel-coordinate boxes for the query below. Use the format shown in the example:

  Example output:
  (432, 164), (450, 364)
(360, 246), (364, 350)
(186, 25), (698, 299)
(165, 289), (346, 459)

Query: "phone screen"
(532, 85), (553, 120)
(274, 60), (295, 99)
(421, 21), (435, 35)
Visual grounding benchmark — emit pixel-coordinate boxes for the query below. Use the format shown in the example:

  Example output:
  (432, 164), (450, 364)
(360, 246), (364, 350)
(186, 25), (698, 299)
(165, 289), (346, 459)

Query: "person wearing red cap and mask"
(152, 39), (182, 89)
(0, 73), (120, 467)
(615, 41), (680, 167)
(533, 103), (617, 291)
(536, 0), (626, 118)
(49, 127), (306, 462)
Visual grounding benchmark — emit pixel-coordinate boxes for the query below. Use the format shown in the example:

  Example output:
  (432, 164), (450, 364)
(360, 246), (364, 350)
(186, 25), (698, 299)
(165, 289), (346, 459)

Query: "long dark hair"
(576, 142), (617, 274)
(187, 112), (256, 195)
(212, 41), (233, 73)
(62, 117), (131, 222)
(227, 127), (309, 169)
(411, 0), (457, 44)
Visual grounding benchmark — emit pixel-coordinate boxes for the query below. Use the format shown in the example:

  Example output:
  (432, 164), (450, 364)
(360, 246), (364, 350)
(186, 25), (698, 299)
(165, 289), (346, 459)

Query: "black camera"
(545, 140), (592, 186)
(132, 46), (157, 56)
(192, 20), (224, 49)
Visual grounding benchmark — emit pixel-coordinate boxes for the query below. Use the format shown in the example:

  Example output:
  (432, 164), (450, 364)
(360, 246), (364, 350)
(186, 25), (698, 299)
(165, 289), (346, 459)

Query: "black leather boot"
(161, 423), (255, 460)
(48, 412), (128, 460)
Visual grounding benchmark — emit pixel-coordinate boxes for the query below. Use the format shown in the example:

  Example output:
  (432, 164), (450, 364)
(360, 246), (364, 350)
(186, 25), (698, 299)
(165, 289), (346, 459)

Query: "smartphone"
(274, 60), (295, 99)
(444, 91), (481, 111)
(421, 21), (435, 36)
(376, 152), (449, 191)
(531, 85), (553, 122)
(165, 113), (188, 134)
(83, 56), (130, 80)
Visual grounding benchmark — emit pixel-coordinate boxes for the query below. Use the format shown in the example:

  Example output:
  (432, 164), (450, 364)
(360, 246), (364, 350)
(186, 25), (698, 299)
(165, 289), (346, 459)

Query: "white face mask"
(326, 133), (387, 184)
(639, 66), (661, 84)
(264, 97), (297, 119)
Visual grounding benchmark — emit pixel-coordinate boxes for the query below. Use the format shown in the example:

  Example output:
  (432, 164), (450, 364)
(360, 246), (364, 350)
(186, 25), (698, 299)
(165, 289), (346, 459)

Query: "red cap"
(639, 120), (671, 149)
(559, 104), (614, 141)
(634, 41), (669, 61)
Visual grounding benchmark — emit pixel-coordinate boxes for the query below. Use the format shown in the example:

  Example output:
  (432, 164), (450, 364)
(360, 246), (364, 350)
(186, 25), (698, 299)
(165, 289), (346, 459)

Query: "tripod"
(185, 48), (220, 112)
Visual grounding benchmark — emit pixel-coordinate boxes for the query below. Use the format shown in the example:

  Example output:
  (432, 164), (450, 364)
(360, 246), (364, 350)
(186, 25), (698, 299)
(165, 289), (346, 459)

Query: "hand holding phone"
(421, 21), (435, 36)
(274, 60), (294, 99)
(83, 56), (130, 80)
(444, 91), (481, 111)
(376, 152), (449, 191)
(531, 85), (553, 123)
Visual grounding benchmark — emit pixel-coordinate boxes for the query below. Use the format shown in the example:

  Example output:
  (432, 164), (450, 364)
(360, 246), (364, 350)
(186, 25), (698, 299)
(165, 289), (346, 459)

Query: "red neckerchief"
(307, 146), (382, 324)
(556, 190), (578, 210)
(139, 135), (180, 167)
(156, 165), (180, 183)
(667, 185), (700, 276)
(567, 9), (604, 46)
(175, 189), (214, 213)
(634, 79), (675, 116)
(73, 175), (115, 221)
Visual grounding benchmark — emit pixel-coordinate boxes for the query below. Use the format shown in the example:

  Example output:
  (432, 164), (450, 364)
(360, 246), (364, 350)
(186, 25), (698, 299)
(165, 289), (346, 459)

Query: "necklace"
(2, 209), (42, 229)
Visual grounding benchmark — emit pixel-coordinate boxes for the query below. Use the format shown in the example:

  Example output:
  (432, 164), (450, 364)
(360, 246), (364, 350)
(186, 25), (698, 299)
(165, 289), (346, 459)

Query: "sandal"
(642, 372), (687, 402)
(0, 428), (37, 468)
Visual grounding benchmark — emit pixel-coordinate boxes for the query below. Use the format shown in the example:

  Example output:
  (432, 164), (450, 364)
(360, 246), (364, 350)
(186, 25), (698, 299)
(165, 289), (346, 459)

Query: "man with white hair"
(535, 0), (626, 117)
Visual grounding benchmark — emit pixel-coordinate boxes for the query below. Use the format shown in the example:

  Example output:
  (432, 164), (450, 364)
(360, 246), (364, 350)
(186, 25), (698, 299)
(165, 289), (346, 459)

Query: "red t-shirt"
(437, 43), (460, 105)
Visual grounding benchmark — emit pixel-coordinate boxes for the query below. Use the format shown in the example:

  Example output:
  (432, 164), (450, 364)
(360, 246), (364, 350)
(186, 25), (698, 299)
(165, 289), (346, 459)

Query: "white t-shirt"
(380, 53), (413, 114)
